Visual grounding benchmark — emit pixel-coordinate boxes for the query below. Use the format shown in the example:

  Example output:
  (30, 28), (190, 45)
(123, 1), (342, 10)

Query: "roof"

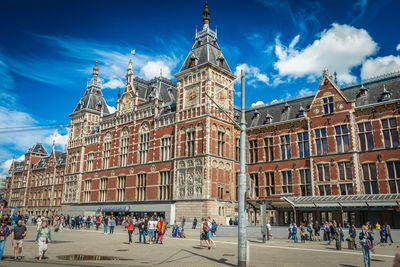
(27, 143), (48, 155)
(13, 162), (24, 173)
(179, 26), (232, 74)
(71, 80), (110, 115)
(132, 76), (177, 104)
(244, 71), (400, 128)
(285, 194), (400, 208)
(54, 150), (67, 166)
(33, 156), (49, 170)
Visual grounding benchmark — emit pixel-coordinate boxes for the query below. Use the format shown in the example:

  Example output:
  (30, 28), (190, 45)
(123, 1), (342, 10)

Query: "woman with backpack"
(35, 221), (51, 261)
(360, 225), (374, 267)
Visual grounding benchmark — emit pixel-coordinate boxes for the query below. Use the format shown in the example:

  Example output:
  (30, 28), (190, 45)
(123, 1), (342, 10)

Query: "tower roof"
(27, 143), (48, 155)
(71, 62), (110, 116)
(178, 3), (232, 75)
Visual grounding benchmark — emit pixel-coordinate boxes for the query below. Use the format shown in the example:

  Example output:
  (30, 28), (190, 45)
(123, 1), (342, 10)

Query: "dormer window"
(198, 40), (202, 46)
(234, 113), (240, 121)
(359, 85), (368, 97)
(96, 101), (102, 111)
(284, 103), (290, 112)
(168, 88), (173, 94)
(298, 106), (305, 118)
(96, 90), (100, 95)
(265, 113), (273, 124)
(213, 41), (217, 47)
(149, 95), (154, 101)
(380, 85), (391, 101)
(253, 110), (260, 119)
(219, 58), (224, 67)
(189, 54), (198, 68)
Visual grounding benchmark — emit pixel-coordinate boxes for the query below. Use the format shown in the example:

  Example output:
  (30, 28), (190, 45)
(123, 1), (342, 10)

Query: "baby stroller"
(177, 227), (186, 238)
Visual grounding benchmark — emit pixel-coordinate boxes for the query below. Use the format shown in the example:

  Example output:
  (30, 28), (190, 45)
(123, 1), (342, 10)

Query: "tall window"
(339, 183), (354, 195)
(280, 135), (291, 160)
(161, 137), (172, 161)
(249, 173), (259, 198)
(217, 185), (224, 200)
(84, 180), (91, 202)
(235, 138), (240, 161)
(264, 172), (275, 196)
(297, 132), (309, 158)
(319, 185), (331, 196)
(103, 132), (112, 169)
(315, 128), (328, 155)
(139, 125), (150, 164)
(217, 130), (225, 157)
(299, 169), (311, 196)
(336, 125), (349, 153)
(281, 171), (293, 194)
(249, 140), (258, 163)
(362, 163), (378, 194)
(317, 163), (330, 181)
(116, 176), (126, 201)
(358, 122), (374, 151)
(159, 171), (171, 200)
(120, 128), (129, 167)
(186, 129), (196, 157)
(323, 96), (334, 114)
(382, 118), (399, 148)
(264, 137), (274, 162)
(137, 174), (146, 201)
(99, 178), (108, 202)
(338, 162), (352, 180)
(71, 155), (77, 173)
(387, 161), (400, 193)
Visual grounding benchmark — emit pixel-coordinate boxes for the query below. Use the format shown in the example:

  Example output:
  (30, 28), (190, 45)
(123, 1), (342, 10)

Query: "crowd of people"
(286, 220), (395, 267)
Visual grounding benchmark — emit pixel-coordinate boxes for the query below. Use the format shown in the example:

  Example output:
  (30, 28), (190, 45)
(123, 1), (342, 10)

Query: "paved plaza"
(0, 225), (398, 266)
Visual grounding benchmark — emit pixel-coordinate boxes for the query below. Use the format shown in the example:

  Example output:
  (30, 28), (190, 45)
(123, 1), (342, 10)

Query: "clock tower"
(174, 2), (237, 223)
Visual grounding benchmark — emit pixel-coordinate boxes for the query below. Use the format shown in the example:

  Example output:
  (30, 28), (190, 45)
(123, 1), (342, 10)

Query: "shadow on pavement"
(181, 249), (235, 266)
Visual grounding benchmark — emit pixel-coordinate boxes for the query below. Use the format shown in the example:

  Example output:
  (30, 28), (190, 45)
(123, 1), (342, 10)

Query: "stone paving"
(1, 225), (398, 266)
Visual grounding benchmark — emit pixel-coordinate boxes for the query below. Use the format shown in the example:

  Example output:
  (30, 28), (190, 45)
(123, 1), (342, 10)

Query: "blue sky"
(1, 0), (400, 177)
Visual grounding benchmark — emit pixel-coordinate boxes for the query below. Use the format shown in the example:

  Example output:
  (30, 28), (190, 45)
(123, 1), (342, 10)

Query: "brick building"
(5, 3), (400, 227)
(6, 143), (66, 216)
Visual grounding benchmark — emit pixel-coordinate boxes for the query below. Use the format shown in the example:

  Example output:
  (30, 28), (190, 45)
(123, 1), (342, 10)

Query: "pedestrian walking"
(182, 216), (186, 229)
(148, 216), (157, 244)
(349, 223), (357, 249)
(266, 221), (272, 241)
(126, 219), (134, 244)
(384, 222), (394, 243)
(300, 223), (306, 243)
(156, 217), (166, 244)
(0, 218), (11, 260)
(200, 218), (210, 249)
(138, 219), (147, 243)
(11, 219), (27, 261)
(192, 217), (197, 229)
(103, 216), (109, 234)
(292, 224), (298, 243)
(109, 217), (116, 234)
(207, 217), (216, 247)
(360, 225), (374, 267)
(35, 221), (51, 261)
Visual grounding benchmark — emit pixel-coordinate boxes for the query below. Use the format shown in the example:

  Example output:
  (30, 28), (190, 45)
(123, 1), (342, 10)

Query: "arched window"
(139, 123), (150, 164)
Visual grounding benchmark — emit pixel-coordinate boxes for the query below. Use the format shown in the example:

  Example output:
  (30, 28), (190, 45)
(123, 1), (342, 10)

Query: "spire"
(203, 1), (210, 30)
(93, 61), (99, 84)
(126, 59), (134, 84)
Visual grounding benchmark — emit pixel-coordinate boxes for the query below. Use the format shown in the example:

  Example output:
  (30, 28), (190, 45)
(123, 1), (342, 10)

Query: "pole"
(261, 200), (267, 243)
(238, 69), (247, 267)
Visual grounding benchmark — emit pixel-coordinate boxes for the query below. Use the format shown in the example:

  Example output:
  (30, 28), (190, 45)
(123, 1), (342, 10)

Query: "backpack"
(203, 223), (210, 233)
(211, 222), (217, 232)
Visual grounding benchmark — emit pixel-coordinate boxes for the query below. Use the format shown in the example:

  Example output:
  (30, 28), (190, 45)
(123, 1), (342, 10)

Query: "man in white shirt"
(148, 216), (157, 244)
(267, 221), (272, 241)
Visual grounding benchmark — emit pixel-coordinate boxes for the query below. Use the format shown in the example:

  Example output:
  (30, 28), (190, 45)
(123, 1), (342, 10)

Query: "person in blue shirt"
(359, 225), (374, 267)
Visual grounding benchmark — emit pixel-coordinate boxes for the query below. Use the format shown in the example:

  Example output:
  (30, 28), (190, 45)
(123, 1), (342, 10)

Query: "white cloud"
(141, 61), (172, 80)
(298, 88), (314, 97)
(396, 44), (400, 51)
(103, 78), (124, 89)
(107, 105), (117, 114)
(361, 55), (400, 79)
(234, 64), (270, 86)
(251, 101), (265, 107)
(274, 23), (378, 83)
(44, 129), (69, 149)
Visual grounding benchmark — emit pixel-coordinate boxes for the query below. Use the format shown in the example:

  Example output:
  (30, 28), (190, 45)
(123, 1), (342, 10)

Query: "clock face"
(122, 94), (132, 113)
(185, 85), (199, 107)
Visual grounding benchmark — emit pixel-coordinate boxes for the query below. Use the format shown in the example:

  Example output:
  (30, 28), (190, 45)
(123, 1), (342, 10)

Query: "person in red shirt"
(95, 217), (101, 231)
(125, 219), (135, 244)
